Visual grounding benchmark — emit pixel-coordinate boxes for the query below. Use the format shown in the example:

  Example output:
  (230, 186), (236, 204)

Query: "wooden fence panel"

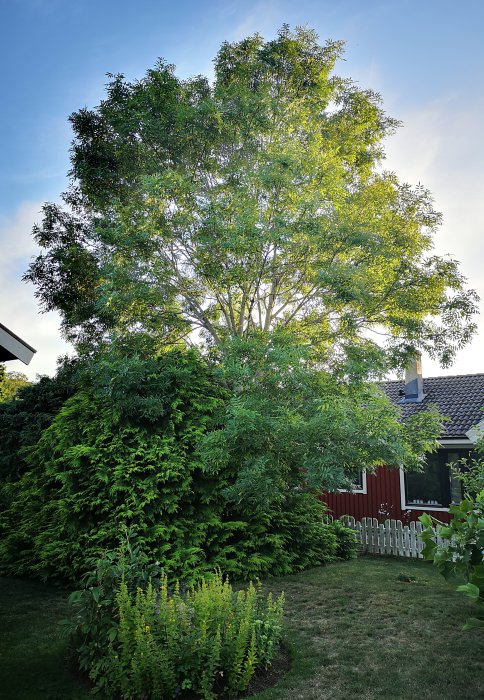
(342, 516), (444, 559)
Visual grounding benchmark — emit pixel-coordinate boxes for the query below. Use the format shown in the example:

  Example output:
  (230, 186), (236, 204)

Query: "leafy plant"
(451, 445), (484, 496)
(0, 349), (343, 585)
(26, 27), (476, 368)
(0, 350), (226, 584)
(66, 528), (163, 690)
(110, 570), (283, 699)
(0, 367), (30, 401)
(0, 360), (77, 483)
(331, 519), (359, 560)
(200, 332), (443, 509)
(419, 490), (484, 629)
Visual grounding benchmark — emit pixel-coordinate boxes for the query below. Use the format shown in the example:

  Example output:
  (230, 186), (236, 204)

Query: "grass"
(0, 576), (91, 700)
(1, 557), (483, 699)
(254, 557), (484, 700)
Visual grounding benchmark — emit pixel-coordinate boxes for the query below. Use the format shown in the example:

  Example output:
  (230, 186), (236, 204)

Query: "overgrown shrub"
(0, 351), (225, 583)
(0, 360), (77, 484)
(66, 529), (163, 685)
(0, 350), (341, 585)
(69, 553), (284, 700)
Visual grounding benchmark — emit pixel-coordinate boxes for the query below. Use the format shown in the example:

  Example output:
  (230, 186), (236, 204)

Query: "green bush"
(331, 519), (359, 559)
(72, 562), (284, 699)
(0, 351), (225, 584)
(112, 572), (284, 699)
(66, 529), (163, 687)
(0, 361), (77, 484)
(0, 350), (339, 585)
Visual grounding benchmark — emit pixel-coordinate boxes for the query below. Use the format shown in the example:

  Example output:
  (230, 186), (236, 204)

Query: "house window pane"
(405, 449), (472, 508)
(406, 453), (447, 507)
(353, 470), (364, 490)
(447, 451), (464, 503)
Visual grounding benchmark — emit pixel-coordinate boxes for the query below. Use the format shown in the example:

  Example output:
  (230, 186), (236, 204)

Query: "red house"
(324, 359), (484, 524)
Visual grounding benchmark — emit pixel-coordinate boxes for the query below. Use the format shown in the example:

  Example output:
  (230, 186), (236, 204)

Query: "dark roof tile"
(381, 374), (484, 439)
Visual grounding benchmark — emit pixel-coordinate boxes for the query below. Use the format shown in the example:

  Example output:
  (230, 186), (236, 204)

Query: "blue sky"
(2, 0), (484, 378)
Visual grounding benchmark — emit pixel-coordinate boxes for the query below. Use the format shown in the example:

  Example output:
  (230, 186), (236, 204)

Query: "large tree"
(26, 26), (477, 370)
(8, 28), (476, 584)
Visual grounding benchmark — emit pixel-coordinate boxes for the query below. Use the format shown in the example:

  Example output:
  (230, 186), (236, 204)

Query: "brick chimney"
(404, 353), (425, 403)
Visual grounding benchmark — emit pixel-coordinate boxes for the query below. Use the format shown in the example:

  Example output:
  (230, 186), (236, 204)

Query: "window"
(352, 470), (365, 492)
(404, 449), (471, 509)
(339, 470), (367, 494)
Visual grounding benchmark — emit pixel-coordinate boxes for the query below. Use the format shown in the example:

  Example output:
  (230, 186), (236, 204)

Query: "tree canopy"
(0, 367), (30, 402)
(5, 28), (476, 585)
(26, 26), (477, 371)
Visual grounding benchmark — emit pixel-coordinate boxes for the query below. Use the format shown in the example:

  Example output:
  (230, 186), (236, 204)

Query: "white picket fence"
(340, 516), (447, 559)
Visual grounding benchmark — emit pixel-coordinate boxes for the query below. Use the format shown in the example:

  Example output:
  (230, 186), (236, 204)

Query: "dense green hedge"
(0, 350), (342, 585)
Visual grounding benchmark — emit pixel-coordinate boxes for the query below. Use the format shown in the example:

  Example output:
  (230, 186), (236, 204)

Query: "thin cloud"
(0, 201), (71, 379)
(384, 98), (484, 375)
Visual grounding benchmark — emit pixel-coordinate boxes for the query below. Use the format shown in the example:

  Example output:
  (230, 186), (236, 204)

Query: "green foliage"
(0, 367), (30, 401)
(103, 570), (284, 699)
(66, 536), (285, 698)
(13, 25), (463, 589)
(451, 441), (484, 496)
(66, 529), (163, 690)
(0, 361), (77, 484)
(331, 520), (359, 560)
(0, 350), (225, 584)
(208, 492), (339, 582)
(201, 333), (443, 506)
(0, 349), (341, 585)
(419, 488), (484, 629)
(25, 26), (477, 368)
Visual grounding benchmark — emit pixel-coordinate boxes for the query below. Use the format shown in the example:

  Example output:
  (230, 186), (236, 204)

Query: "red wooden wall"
(322, 466), (451, 524)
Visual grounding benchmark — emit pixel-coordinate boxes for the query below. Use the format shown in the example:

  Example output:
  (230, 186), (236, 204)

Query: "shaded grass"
(0, 577), (91, 700)
(252, 556), (484, 700)
(0, 558), (483, 699)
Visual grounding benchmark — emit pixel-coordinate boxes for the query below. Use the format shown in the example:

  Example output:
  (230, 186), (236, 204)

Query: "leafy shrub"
(0, 350), (341, 585)
(0, 368), (30, 401)
(208, 491), (339, 582)
(66, 529), (163, 687)
(451, 452), (484, 497)
(0, 351), (226, 583)
(112, 572), (284, 699)
(70, 558), (284, 699)
(331, 519), (359, 559)
(0, 361), (77, 484)
(419, 491), (484, 629)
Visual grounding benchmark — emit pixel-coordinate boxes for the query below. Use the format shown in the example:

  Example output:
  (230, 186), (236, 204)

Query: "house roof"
(0, 322), (36, 365)
(382, 374), (484, 440)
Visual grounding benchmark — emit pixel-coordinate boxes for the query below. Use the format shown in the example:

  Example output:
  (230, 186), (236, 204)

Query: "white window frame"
(339, 470), (367, 495)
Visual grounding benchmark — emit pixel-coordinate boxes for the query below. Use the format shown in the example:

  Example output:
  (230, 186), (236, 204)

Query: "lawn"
(0, 576), (91, 700)
(1, 557), (483, 700)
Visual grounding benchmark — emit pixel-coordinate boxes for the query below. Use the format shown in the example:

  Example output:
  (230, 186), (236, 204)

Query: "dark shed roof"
(382, 374), (484, 439)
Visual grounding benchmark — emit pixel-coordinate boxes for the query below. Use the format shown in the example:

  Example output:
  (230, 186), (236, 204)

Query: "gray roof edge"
(0, 323), (37, 354)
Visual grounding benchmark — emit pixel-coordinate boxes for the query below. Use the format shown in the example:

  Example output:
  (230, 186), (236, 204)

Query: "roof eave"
(0, 323), (37, 366)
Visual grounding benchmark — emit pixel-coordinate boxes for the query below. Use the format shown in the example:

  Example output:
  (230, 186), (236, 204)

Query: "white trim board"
(0, 324), (36, 365)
